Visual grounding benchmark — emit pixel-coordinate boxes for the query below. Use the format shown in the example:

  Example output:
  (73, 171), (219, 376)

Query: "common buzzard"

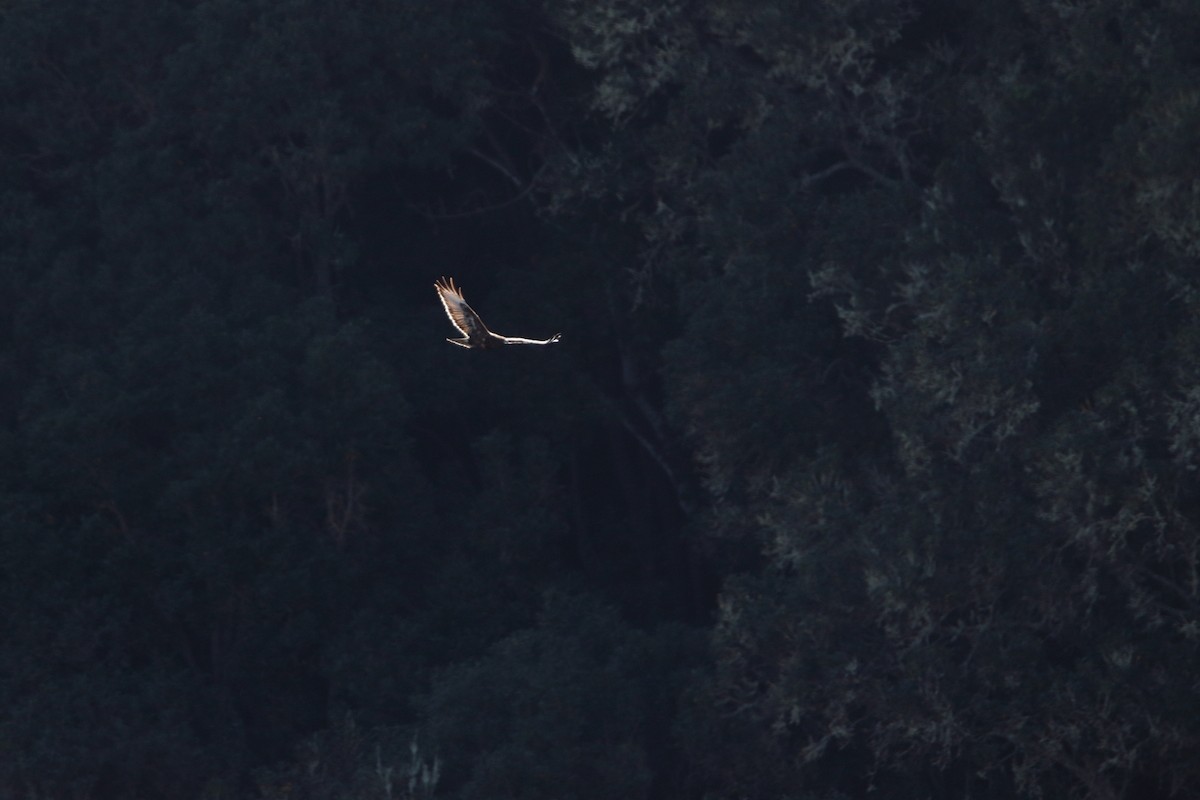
(435, 277), (562, 349)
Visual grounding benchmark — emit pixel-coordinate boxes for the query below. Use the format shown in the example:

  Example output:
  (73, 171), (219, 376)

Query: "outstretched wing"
(435, 277), (490, 342)
(497, 333), (562, 346)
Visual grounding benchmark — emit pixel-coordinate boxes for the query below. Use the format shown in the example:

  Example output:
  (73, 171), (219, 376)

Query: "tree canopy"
(2, 0), (1200, 798)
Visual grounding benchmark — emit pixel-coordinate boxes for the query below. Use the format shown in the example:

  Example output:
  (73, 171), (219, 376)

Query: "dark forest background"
(3, 0), (1200, 797)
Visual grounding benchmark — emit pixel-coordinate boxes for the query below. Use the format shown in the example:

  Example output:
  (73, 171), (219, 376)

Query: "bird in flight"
(435, 277), (562, 349)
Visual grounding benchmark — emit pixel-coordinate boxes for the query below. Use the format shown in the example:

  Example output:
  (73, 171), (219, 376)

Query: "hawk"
(435, 277), (562, 349)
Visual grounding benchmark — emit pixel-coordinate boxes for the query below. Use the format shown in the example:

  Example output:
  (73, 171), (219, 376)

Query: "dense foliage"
(3, 0), (1200, 797)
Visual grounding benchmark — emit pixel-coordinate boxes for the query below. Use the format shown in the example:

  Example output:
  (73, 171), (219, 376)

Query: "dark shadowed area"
(2, 1), (1199, 798)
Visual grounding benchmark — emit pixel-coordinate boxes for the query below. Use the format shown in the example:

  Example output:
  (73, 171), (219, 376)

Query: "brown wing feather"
(435, 277), (491, 342)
